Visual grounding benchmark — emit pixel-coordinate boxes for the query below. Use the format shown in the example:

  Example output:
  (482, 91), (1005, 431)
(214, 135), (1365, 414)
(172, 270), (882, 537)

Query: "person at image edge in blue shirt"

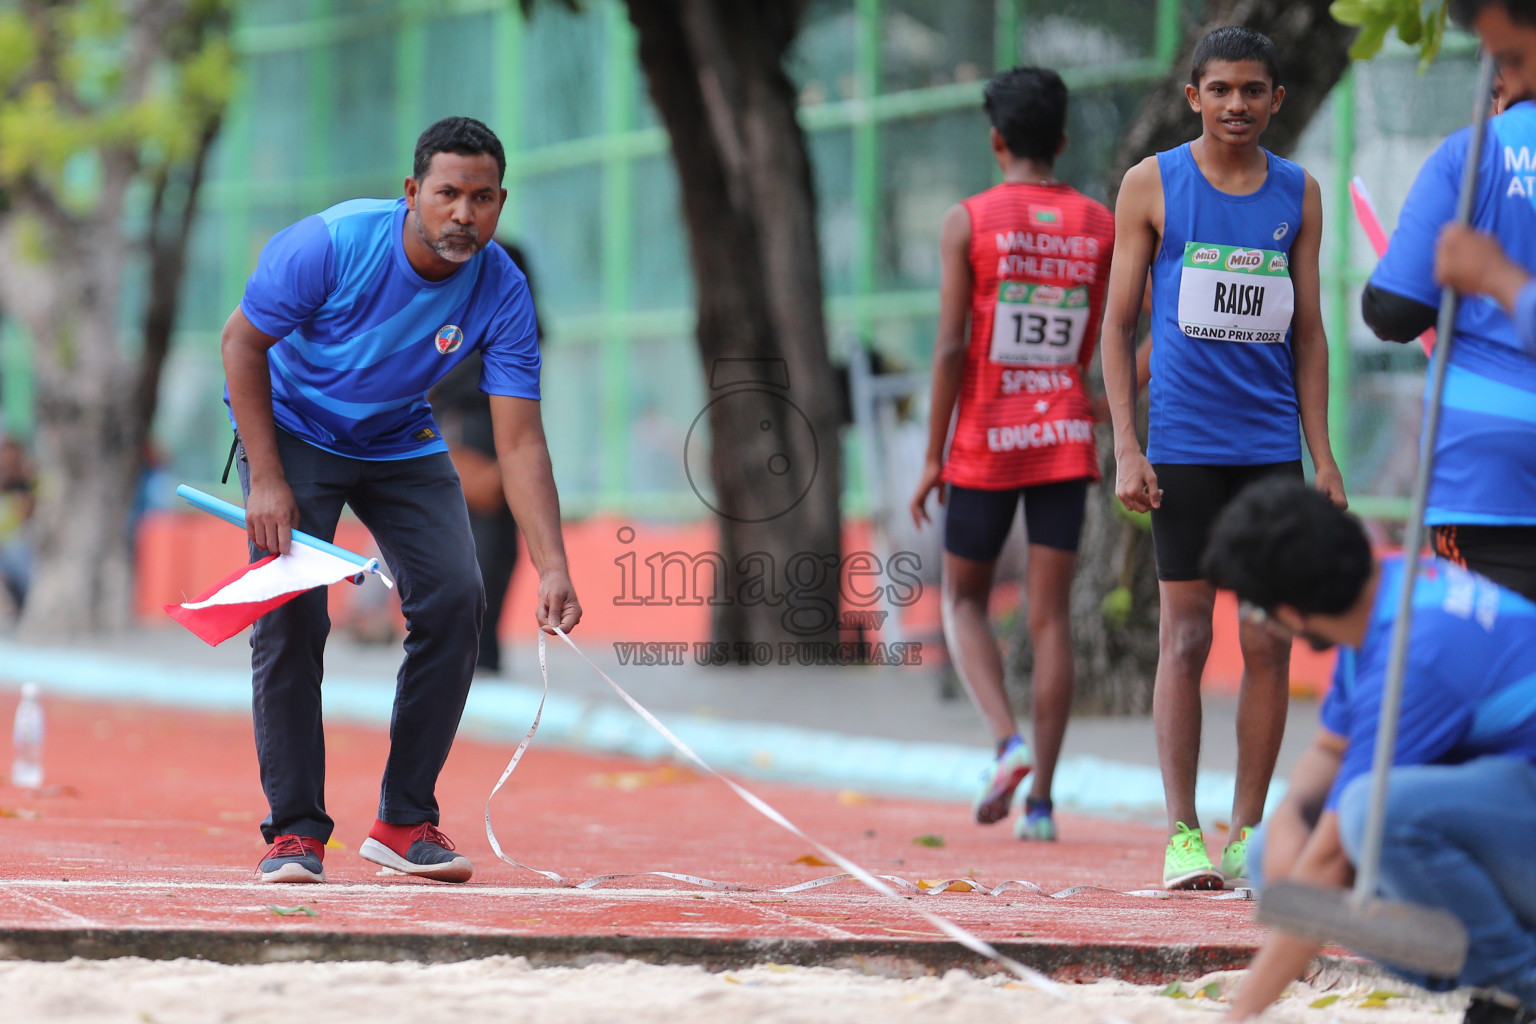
(1203, 479), (1536, 1024)
(221, 116), (582, 887)
(1432, 2), (1536, 359)
(1362, 0), (1536, 605)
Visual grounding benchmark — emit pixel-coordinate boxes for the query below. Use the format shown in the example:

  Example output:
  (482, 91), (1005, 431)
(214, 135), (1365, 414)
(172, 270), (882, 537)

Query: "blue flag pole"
(175, 484), (391, 586)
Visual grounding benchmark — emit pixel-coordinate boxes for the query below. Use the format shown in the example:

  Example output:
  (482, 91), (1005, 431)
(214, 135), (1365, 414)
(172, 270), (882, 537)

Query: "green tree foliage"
(0, 0), (239, 637)
(1331, 0), (1450, 69)
(0, 0), (235, 210)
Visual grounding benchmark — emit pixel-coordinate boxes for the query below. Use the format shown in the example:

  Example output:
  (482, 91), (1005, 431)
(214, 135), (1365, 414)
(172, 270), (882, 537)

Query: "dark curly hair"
(413, 116), (506, 183)
(983, 66), (1069, 162)
(1190, 26), (1280, 88)
(1202, 478), (1373, 616)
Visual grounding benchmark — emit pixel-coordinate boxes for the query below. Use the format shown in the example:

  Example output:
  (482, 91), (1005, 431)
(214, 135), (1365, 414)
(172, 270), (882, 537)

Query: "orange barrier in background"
(135, 510), (1334, 696)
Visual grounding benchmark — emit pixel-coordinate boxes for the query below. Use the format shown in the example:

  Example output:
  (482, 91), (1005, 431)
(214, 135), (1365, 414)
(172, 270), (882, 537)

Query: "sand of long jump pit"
(0, 956), (1467, 1023)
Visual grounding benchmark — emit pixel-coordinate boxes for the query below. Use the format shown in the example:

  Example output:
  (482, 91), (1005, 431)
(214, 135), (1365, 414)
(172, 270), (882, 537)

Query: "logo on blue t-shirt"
(435, 324), (464, 355)
(1367, 103), (1536, 525)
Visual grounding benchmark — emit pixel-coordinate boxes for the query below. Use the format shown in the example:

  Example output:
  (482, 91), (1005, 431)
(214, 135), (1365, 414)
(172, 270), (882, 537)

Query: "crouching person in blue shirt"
(1204, 479), (1536, 1024)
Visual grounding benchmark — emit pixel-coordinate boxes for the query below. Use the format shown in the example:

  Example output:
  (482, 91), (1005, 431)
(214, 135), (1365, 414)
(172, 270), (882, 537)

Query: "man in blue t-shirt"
(1363, 0), (1536, 604)
(1433, 2), (1536, 357)
(222, 116), (581, 885)
(1203, 479), (1536, 1024)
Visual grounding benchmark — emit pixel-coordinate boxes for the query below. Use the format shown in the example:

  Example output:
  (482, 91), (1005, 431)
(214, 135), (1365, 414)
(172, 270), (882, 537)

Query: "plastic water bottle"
(11, 682), (43, 790)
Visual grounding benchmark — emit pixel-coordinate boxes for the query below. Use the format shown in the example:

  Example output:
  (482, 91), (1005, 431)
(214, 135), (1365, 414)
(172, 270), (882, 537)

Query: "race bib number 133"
(990, 282), (1090, 366)
(1177, 242), (1294, 343)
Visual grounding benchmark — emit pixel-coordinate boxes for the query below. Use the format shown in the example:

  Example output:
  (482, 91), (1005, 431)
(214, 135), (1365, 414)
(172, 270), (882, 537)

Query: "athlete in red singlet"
(911, 66), (1115, 841)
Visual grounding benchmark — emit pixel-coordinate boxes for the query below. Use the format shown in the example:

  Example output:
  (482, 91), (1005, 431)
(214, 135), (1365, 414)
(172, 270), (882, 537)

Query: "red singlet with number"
(942, 182), (1116, 490)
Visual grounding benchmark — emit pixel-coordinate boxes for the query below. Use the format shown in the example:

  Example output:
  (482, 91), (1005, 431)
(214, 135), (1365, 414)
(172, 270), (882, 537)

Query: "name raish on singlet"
(1176, 241), (1293, 344)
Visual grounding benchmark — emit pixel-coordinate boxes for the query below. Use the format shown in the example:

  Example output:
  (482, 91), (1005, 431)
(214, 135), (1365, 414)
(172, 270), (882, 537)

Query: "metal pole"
(175, 485), (383, 579)
(1328, 67), (1357, 483)
(995, 0), (1020, 71)
(1153, 0), (1182, 68)
(600, 0), (637, 509)
(1351, 54), (1496, 905)
(492, 4), (525, 236)
(852, 0), (881, 353)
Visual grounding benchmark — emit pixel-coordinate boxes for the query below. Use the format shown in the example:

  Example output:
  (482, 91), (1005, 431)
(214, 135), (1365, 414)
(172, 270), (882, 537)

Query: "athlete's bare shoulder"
(1295, 169), (1324, 240)
(1116, 155), (1164, 237)
(940, 201), (972, 246)
(1300, 168), (1323, 207)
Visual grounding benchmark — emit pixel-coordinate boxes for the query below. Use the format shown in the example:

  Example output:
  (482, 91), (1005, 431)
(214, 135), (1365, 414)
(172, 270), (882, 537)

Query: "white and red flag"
(165, 544), (386, 646)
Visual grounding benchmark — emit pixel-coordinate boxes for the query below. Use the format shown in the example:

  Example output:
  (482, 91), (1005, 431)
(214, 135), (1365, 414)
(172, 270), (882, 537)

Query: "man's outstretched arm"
(221, 307), (297, 556)
(489, 394), (581, 634)
(910, 202), (972, 528)
(1437, 224), (1536, 352)
(1099, 158), (1162, 514)
(1290, 174), (1346, 509)
(1225, 730), (1348, 1021)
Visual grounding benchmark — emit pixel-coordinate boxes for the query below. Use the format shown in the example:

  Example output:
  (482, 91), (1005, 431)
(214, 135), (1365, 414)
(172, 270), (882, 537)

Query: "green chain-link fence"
(0, 0), (1479, 522)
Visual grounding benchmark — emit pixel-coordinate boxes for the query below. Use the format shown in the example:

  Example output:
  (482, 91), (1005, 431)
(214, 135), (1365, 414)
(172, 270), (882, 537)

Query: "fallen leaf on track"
(789, 854), (832, 867)
(587, 766), (701, 791)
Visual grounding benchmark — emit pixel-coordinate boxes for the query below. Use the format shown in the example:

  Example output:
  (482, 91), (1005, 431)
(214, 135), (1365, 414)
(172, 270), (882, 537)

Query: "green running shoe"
(972, 734), (1032, 825)
(1163, 822), (1222, 890)
(1221, 826), (1252, 887)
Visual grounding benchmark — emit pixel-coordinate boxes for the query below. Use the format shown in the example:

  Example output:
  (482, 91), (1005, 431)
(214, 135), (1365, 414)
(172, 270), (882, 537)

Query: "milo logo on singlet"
(1176, 241), (1295, 344)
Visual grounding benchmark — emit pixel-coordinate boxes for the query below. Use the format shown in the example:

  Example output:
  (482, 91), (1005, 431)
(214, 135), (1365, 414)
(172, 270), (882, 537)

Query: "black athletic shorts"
(1149, 461), (1304, 582)
(1433, 525), (1536, 604)
(943, 478), (1090, 562)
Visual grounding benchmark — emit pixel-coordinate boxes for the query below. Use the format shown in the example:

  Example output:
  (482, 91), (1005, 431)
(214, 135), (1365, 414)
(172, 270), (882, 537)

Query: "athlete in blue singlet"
(1364, 2), (1536, 603)
(1100, 27), (1345, 890)
(221, 117), (582, 886)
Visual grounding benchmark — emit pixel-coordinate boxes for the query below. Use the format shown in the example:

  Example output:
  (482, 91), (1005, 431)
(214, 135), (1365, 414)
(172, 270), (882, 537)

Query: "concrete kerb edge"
(0, 927), (1262, 983)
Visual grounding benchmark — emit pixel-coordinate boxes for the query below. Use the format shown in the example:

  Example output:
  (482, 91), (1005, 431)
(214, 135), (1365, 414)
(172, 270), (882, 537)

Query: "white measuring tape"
(484, 629), (1238, 1021)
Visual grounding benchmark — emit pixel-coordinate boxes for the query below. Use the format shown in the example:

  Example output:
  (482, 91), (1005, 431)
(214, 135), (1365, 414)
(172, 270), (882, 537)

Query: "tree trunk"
(625, 0), (843, 649)
(0, 113), (221, 640)
(135, 119), (222, 449)
(1010, 0), (1357, 714)
(1, 177), (140, 637)
(0, 1), (230, 639)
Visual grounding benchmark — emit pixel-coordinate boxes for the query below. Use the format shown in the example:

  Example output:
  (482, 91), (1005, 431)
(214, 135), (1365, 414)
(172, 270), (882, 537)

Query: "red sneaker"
(259, 834), (326, 883)
(359, 821), (473, 883)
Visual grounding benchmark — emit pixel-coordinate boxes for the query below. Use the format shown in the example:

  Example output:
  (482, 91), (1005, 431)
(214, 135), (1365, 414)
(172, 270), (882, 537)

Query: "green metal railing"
(166, 0), (1202, 519)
